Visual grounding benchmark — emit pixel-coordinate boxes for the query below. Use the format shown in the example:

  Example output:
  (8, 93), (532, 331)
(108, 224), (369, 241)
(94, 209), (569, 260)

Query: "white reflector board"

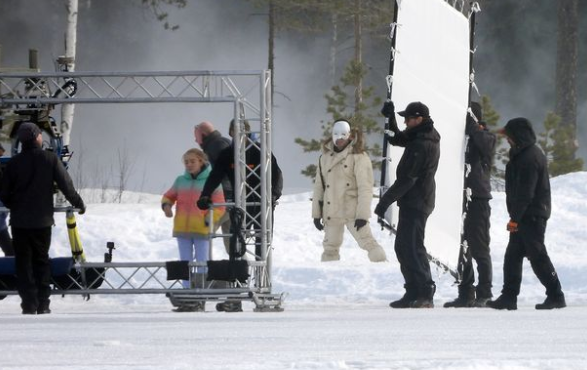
(384, 0), (469, 267)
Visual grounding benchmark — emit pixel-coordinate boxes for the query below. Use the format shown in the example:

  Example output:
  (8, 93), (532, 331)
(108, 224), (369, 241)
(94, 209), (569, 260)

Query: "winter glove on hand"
(507, 220), (519, 233)
(380, 101), (395, 118)
(162, 204), (173, 218)
(354, 219), (367, 231)
(196, 196), (211, 210)
(78, 204), (86, 215)
(374, 202), (389, 219)
(313, 218), (324, 231)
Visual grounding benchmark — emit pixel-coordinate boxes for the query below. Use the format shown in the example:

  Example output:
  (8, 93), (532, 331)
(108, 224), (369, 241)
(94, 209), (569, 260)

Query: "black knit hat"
(398, 102), (430, 118)
(17, 122), (42, 143)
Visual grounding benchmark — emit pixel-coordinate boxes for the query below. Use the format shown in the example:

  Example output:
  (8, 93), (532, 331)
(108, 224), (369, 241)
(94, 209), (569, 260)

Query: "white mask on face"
(332, 120), (351, 145)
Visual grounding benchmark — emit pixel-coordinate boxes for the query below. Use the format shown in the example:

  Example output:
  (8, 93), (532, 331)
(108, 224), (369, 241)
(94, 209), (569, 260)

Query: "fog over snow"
(1, 172), (587, 369)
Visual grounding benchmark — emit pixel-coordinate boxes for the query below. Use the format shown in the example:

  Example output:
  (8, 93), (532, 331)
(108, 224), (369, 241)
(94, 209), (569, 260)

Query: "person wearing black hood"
(375, 101), (441, 308)
(0, 122), (85, 315)
(445, 102), (496, 308)
(487, 117), (566, 310)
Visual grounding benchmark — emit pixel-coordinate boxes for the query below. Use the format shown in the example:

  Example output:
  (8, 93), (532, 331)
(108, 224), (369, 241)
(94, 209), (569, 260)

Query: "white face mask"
(332, 120), (351, 145)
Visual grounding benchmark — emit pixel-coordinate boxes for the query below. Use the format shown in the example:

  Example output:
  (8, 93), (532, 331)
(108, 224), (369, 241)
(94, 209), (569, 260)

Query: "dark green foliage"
(479, 96), (507, 178)
(141, 0), (186, 30)
(297, 60), (383, 179)
(538, 112), (584, 177)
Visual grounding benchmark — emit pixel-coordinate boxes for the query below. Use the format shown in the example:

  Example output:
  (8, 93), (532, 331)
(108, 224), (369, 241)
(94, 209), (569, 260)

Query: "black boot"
(536, 294), (566, 310)
(412, 284), (435, 308)
(444, 288), (475, 308)
(216, 301), (243, 312)
(389, 285), (417, 309)
(487, 294), (517, 310)
(37, 300), (51, 315)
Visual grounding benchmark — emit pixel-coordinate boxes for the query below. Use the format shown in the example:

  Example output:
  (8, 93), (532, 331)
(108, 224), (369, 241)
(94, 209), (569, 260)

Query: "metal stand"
(0, 70), (283, 311)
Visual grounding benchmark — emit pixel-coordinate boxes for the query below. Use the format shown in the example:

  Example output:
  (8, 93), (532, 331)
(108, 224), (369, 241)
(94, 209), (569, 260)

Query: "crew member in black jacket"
(375, 101), (440, 308)
(0, 122), (85, 315)
(445, 102), (496, 308)
(488, 117), (565, 310)
(196, 119), (283, 312)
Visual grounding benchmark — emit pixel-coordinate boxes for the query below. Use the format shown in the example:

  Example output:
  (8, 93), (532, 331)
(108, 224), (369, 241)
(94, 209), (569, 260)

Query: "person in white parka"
(312, 120), (387, 263)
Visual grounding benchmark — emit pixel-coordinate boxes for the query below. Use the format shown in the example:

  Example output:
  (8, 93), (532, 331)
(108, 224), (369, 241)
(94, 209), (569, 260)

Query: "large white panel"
(385, 0), (469, 267)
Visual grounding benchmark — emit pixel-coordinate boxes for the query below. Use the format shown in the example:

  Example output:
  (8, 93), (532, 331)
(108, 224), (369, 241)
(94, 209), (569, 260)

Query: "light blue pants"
(177, 237), (209, 288)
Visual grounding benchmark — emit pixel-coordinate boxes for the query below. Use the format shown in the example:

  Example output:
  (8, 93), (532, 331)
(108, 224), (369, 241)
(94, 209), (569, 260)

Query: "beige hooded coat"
(312, 139), (385, 262)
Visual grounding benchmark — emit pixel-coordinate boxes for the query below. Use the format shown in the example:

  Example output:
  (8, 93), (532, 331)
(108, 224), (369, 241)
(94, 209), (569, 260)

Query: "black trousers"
(12, 227), (53, 311)
(0, 228), (14, 256)
(501, 216), (563, 298)
(458, 198), (493, 298)
(394, 207), (435, 298)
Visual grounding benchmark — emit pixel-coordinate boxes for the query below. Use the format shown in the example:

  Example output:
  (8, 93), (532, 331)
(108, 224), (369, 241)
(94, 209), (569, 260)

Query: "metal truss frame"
(0, 70), (282, 311)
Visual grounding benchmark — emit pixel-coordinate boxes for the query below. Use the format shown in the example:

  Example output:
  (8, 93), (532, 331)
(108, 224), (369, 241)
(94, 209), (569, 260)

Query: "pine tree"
(479, 95), (507, 179)
(537, 112), (584, 177)
(295, 60), (383, 179)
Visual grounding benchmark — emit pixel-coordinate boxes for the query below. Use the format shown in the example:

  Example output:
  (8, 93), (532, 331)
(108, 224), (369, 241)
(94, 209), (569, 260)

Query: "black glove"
(196, 196), (211, 210)
(374, 202), (389, 219)
(354, 219), (367, 231)
(78, 204), (86, 215)
(313, 218), (324, 231)
(380, 101), (395, 118)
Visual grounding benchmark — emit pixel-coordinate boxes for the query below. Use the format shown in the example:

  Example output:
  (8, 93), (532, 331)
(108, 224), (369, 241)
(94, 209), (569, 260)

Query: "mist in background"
(473, 1), (587, 159)
(0, 0), (585, 195)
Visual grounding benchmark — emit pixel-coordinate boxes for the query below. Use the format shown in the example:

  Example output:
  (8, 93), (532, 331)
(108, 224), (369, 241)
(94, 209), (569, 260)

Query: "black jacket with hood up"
(503, 117), (551, 222)
(0, 141), (85, 228)
(380, 118), (441, 215)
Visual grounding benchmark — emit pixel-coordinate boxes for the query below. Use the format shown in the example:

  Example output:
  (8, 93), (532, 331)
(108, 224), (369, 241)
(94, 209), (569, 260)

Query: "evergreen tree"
(295, 61), (383, 179)
(538, 112), (584, 177)
(479, 96), (507, 179)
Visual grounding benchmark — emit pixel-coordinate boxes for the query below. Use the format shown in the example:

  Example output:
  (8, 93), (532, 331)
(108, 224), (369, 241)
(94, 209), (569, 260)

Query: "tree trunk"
(268, 0), (275, 106)
(329, 13), (338, 87)
(555, 0), (578, 151)
(354, 0), (362, 115)
(59, 0), (79, 149)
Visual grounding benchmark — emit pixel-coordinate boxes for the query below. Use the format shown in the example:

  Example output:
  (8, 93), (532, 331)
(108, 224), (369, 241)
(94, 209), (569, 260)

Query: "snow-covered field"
(1, 172), (587, 369)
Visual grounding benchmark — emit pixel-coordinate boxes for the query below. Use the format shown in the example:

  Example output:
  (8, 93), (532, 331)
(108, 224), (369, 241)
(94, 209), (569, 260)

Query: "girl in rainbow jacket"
(162, 148), (225, 288)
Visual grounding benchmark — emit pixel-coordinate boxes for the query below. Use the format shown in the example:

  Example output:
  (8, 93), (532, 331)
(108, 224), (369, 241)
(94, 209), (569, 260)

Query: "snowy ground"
(1, 172), (587, 369)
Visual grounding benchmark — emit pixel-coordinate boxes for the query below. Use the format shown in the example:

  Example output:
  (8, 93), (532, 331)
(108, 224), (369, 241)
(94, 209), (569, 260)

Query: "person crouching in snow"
(162, 148), (225, 311)
(311, 120), (387, 263)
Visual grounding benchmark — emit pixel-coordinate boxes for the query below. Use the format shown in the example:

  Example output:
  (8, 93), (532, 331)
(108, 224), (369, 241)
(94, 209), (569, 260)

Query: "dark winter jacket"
(503, 117), (551, 222)
(200, 130), (233, 200)
(465, 117), (496, 199)
(201, 142), (283, 204)
(0, 142), (85, 228)
(380, 118), (440, 215)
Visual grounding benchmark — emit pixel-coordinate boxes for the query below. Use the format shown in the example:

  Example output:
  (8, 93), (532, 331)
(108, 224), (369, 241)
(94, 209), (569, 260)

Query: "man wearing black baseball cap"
(376, 101), (440, 308)
(0, 122), (86, 315)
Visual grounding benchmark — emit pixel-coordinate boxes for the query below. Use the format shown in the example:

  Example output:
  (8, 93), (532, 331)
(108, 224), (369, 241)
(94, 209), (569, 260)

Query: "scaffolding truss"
(0, 69), (282, 311)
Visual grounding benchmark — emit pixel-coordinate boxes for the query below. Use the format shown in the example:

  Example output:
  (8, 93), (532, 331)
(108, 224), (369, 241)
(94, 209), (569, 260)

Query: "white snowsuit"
(312, 141), (386, 262)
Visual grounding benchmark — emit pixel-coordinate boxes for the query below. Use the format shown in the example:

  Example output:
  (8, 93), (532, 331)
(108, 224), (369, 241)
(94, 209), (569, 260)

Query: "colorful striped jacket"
(162, 164), (225, 238)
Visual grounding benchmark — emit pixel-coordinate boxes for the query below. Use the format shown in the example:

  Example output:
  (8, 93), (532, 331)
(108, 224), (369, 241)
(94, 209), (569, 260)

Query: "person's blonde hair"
(183, 148), (208, 163)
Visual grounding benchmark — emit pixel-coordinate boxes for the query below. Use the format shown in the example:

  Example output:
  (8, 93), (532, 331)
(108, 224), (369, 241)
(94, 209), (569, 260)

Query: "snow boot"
(321, 251), (340, 262)
(173, 302), (204, 312)
(535, 295), (566, 310)
(37, 300), (51, 315)
(389, 285), (418, 308)
(443, 288), (475, 308)
(411, 284), (435, 308)
(487, 295), (517, 310)
(216, 301), (243, 312)
(472, 297), (490, 308)
(367, 245), (387, 263)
